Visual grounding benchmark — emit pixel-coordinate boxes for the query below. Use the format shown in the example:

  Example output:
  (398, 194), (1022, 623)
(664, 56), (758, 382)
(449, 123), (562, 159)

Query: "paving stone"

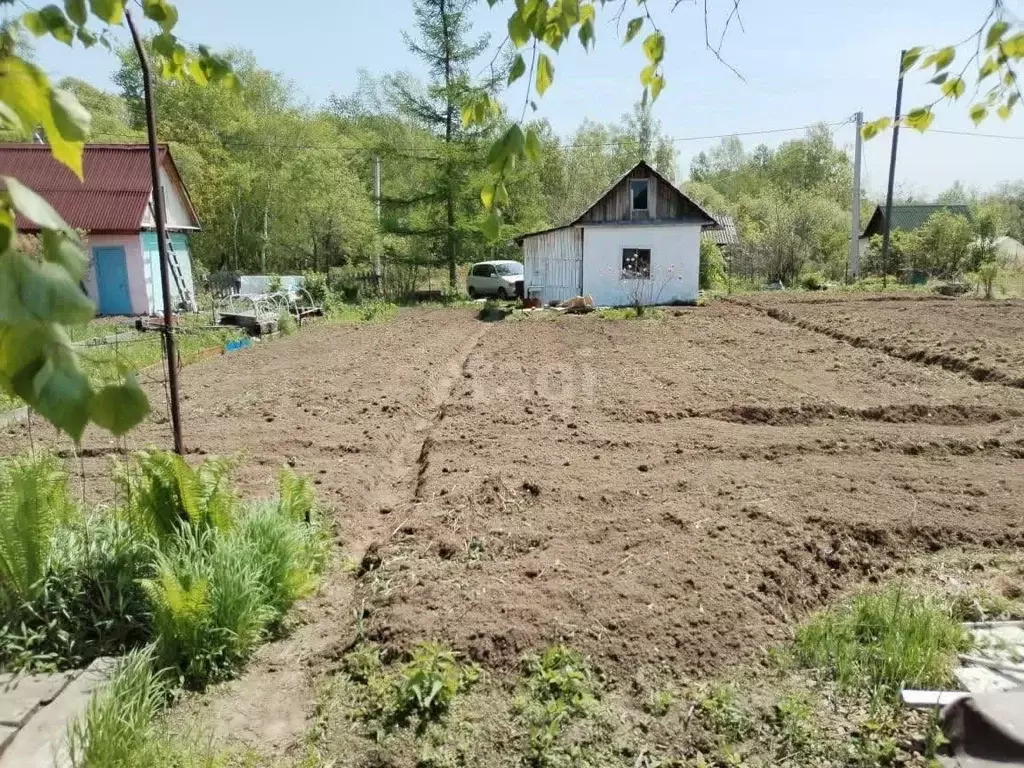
(0, 674), (74, 728)
(0, 658), (115, 768)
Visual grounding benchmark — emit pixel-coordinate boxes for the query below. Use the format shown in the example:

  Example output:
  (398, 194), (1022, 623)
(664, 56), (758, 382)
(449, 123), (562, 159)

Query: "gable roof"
(515, 160), (716, 244)
(0, 143), (199, 233)
(861, 203), (972, 239)
(702, 213), (739, 246)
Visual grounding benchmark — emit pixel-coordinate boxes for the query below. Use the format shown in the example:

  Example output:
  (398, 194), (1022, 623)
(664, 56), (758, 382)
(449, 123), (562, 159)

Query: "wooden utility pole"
(374, 155), (382, 292)
(881, 50), (906, 289)
(126, 9), (183, 454)
(849, 111), (864, 279)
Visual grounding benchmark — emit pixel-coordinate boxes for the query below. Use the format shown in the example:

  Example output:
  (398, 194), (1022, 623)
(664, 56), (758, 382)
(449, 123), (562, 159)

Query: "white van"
(466, 260), (524, 299)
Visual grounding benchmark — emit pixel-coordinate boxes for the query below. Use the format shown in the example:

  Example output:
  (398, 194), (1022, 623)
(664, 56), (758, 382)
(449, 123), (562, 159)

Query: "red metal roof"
(0, 143), (196, 233)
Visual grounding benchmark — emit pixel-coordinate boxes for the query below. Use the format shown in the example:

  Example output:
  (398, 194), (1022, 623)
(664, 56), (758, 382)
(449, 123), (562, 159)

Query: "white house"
(516, 161), (718, 307)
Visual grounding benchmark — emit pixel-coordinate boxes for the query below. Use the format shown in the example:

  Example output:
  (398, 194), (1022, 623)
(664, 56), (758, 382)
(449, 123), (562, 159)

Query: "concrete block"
(0, 726), (15, 755)
(0, 674), (74, 728)
(0, 658), (115, 768)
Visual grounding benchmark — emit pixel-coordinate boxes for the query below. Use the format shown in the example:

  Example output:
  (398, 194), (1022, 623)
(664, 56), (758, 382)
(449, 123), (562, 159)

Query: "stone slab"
(0, 674), (74, 728)
(0, 658), (115, 768)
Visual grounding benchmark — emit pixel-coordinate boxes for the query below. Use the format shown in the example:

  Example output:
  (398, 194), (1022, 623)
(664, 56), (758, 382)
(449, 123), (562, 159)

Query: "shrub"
(973, 262), (1000, 299)
(700, 240), (727, 290)
(800, 271), (827, 291)
(303, 270), (332, 307)
(794, 587), (969, 700)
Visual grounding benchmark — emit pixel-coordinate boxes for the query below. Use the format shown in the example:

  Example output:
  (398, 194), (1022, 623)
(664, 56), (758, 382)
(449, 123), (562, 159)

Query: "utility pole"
(881, 50), (906, 289)
(849, 111), (864, 280)
(126, 9), (183, 455)
(373, 155), (382, 292)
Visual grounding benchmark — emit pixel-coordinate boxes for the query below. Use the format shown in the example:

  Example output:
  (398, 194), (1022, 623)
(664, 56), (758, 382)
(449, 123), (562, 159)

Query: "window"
(621, 248), (651, 279)
(472, 264), (496, 277)
(630, 180), (649, 212)
(493, 262), (523, 276)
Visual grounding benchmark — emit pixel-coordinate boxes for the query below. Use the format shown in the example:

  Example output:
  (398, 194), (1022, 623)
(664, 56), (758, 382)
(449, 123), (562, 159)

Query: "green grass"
(794, 586), (970, 700)
(325, 301), (399, 324)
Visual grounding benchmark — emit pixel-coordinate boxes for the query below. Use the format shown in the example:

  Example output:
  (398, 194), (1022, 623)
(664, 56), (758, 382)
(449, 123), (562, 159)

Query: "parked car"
(466, 260), (524, 299)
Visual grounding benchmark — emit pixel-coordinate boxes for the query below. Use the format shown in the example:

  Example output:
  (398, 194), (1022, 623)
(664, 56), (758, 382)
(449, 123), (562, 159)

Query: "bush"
(794, 587), (969, 700)
(303, 270), (332, 307)
(277, 309), (297, 336)
(700, 240), (727, 290)
(799, 271), (827, 291)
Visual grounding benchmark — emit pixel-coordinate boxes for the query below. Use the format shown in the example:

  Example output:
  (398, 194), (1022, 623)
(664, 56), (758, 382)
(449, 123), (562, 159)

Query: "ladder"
(147, 201), (197, 313)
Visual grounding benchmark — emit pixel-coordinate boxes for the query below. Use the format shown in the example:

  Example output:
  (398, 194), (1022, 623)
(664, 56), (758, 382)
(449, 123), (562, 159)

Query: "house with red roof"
(0, 143), (200, 316)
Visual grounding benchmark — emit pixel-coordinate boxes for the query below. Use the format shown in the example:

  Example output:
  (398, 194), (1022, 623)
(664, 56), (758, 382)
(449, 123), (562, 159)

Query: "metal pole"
(881, 50), (906, 289)
(126, 10), (184, 454)
(849, 111), (863, 280)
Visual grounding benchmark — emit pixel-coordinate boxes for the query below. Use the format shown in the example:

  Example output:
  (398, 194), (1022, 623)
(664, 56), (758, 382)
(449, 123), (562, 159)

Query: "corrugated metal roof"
(0, 143), (185, 233)
(702, 213), (740, 245)
(862, 204), (972, 238)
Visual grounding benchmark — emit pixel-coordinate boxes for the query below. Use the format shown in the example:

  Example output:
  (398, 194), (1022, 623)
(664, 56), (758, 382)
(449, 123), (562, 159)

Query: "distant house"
(701, 213), (739, 250)
(0, 143), (200, 316)
(516, 161), (718, 306)
(858, 203), (972, 259)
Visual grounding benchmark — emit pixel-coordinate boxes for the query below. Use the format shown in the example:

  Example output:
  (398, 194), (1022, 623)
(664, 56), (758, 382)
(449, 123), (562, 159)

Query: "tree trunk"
(440, 0), (457, 289)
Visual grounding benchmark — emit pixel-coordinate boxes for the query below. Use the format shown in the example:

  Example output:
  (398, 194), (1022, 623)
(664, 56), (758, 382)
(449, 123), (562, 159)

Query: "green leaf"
(505, 124), (525, 157)
(50, 88), (90, 143)
(986, 21), (1009, 49)
(0, 59), (83, 177)
(39, 6), (74, 45)
(142, 0), (178, 32)
(901, 46), (923, 72)
(1002, 33), (1024, 58)
(997, 103), (1013, 120)
(0, 207), (11, 253)
(4, 177), (70, 231)
(643, 32), (665, 64)
(625, 17), (643, 43)
(649, 74), (665, 102)
(22, 346), (92, 441)
(904, 108), (935, 132)
(579, 3), (595, 23)
(979, 57), (998, 79)
(640, 62), (657, 86)
(482, 210), (502, 241)
(536, 53), (554, 96)
(969, 104), (988, 125)
(861, 117), (892, 140)
(508, 54), (526, 85)
(578, 18), (594, 50)
(91, 378), (150, 436)
(88, 0), (124, 24)
(42, 229), (87, 281)
(480, 183), (495, 210)
(940, 76), (966, 100)
(76, 27), (97, 47)
(508, 11), (531, 47)
(929, 72), (948, 85)
(64, 0), (87, 25)
(524, 127), (541, 162)
(932, 46), (955, 71)
(22, 12), (46, 36)
(495, 182), (509, 207)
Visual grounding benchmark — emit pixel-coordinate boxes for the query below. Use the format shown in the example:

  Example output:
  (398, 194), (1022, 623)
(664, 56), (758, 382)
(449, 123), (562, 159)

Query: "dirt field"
(4, 296), (1023, 756)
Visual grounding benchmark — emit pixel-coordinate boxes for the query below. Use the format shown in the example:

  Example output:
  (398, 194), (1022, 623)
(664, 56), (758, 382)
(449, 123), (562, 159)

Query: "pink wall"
(84, 233), (149, 316)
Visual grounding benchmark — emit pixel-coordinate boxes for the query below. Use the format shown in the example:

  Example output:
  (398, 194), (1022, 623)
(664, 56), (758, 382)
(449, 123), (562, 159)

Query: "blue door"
(93, 246), (132, 315)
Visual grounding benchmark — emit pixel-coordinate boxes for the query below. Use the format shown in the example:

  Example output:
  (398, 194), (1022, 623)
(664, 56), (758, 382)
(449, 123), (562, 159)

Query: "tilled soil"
(4, 299), (1023, 751)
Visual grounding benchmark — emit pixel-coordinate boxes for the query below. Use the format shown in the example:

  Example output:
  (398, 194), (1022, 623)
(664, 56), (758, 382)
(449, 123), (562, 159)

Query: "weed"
(771, 692), (815, 759)
(697, 683), (751, 743)
(327, 301), (399, 324)
(278, 309), (298, 336)
(644, 688), (674, 717)
(950, 588), (1023, 622)
(390, 642), (480, 731)
(794, 586), (970, 700)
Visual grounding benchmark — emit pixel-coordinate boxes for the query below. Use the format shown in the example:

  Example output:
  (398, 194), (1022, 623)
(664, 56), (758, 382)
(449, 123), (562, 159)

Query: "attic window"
(630, 180), (649, 212)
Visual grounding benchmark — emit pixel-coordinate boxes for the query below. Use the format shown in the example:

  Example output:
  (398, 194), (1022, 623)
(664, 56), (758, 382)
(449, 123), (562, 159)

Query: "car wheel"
(467, 287), (477, 299)
(498, 286), (510, 300)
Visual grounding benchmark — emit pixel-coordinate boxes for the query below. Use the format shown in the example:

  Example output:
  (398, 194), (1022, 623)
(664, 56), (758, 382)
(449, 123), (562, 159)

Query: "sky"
(25, 0), (1024, 199)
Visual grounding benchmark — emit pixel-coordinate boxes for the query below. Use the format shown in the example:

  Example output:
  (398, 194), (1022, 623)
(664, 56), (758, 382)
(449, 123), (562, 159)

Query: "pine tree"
(387, 0), (494, 288)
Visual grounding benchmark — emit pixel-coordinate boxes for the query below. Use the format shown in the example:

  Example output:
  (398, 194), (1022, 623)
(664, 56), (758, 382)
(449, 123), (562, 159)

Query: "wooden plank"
(901, 689), (969, 709)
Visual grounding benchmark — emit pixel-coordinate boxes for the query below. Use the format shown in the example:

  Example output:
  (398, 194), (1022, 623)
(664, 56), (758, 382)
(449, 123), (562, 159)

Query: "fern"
(118, 451), (237, 538)
(277, 468), (314, 524)
(0, 454), (77, 607)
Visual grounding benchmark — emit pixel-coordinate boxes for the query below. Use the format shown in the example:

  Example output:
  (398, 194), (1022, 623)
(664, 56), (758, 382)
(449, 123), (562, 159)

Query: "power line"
(929, 128), (1024, 141)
